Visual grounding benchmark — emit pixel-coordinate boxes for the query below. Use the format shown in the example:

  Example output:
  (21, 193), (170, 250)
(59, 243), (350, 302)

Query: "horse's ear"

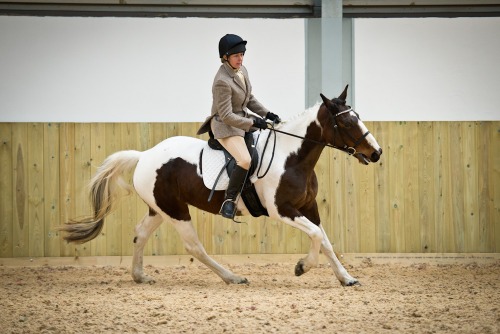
(320, 93), (340, 112)
(338, 85), (349, 101)
(320, 93), (330, 105)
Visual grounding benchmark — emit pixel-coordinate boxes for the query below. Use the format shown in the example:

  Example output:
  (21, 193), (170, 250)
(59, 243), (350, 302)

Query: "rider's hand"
(253, 118), (268, 130)
(266, 112), (281, 124)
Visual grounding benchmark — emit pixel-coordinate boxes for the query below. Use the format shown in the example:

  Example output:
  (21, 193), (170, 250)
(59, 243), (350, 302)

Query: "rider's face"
(226, 52), (244, 69)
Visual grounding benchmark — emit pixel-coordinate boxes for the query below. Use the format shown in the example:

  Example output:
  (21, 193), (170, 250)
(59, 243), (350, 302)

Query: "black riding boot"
(220, 165), (248, 219)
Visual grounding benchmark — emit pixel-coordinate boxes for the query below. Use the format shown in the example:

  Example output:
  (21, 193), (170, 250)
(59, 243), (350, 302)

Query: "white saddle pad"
(201, 145), (230, 190)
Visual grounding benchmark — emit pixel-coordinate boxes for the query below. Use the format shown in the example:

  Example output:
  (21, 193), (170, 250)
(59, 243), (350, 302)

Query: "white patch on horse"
(356, 114), (380, 150)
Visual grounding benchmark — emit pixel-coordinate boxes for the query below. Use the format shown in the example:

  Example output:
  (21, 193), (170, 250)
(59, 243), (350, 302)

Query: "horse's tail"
(59, 150), (142, 244)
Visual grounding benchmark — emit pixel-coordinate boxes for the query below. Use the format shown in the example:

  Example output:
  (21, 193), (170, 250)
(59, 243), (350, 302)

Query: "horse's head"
(319, 85), (382, 165)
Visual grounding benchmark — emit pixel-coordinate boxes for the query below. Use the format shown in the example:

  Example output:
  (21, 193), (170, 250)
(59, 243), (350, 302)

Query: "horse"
(60, 85), (382, 286)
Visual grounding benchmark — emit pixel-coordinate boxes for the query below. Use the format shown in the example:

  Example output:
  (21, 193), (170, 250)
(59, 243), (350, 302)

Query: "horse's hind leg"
(319, 224), (359, 286)
(170, 218), (249, 285)
(132, 211), (163, 283)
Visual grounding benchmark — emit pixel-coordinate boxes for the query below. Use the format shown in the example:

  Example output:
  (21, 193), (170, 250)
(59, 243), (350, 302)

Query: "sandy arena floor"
(1, 260), (499, 333)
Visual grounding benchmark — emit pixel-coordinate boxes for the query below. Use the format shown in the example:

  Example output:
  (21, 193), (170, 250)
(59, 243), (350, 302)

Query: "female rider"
(197, 34), (281, 219)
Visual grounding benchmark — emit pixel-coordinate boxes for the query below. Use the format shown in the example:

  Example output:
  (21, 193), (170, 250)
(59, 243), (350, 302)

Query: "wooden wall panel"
(476, 122), (492, 252)
(0, 121), (498, 258)
(434, 122), (449, 252)
(44, 123), (61, 257)
(73, 123), (91, 257)
(12, 123), (29, 257)
(403, 122), (420, 252)
(27, 123), (44, 257)
(388, 122), (405, 252)
(59, 123), (76, 257)
(89, 123), (106, 256)
(463, 122), (479, 252)
(493, 122), (500, 252)
(345, 151), (360, 252)
(449, 123), (465, 252)
(373, 122), (390, 252)
(328, 150), (343, 252)
(358, 122), (376, 252)
(104, 123), (122, 256)
(417, 122), (434, 253)
(0, 124), (13, 257)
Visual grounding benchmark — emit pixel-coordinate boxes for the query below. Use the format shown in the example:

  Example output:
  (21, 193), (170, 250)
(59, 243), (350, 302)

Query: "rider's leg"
(217, 136), (251, 219)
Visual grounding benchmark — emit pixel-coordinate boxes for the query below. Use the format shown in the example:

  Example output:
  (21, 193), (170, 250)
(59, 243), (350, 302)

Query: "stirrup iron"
(220, 199), (237, 219)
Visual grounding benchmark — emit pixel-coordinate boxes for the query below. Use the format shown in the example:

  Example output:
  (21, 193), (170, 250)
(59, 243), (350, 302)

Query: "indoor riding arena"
(1, 1), (499, 333)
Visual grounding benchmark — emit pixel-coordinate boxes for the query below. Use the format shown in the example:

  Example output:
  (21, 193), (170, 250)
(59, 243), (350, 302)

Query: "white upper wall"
(0, 16), (305, 122)
(0, 16), (499, 122)
(354, 17), (500, 121)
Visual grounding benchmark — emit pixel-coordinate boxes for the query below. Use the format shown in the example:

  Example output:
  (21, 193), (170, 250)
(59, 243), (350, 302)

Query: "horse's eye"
(339, 120), (351, 129)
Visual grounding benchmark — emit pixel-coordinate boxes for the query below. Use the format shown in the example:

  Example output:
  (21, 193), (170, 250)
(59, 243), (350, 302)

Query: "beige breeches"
(217, 136), (251, 170)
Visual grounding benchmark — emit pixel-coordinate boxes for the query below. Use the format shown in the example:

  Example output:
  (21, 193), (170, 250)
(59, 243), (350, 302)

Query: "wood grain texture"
(0, 124), (13, 257)
(44, 123), (61, 257)
(27, 123), (44, 257)
(0, 121), (498, 257)
(12, 124), (28, 257)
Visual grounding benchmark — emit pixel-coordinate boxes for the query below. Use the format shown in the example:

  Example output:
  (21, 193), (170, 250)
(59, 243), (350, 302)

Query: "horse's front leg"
(132, 212), (163, 283)
(319, 224), (359, 286)
(278, 215), (324, 276)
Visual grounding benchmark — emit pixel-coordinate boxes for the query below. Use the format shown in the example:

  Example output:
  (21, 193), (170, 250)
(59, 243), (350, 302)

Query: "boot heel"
(220, 199), (236, 219)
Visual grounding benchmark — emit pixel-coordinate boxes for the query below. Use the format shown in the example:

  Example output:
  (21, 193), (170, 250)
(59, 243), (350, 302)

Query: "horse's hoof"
(294, 260), (305, 276)
(344, 279), (360, 287)
(133, 274), (156, 284)
(238, 278), (249, 285)
(225, 276), (249, 285)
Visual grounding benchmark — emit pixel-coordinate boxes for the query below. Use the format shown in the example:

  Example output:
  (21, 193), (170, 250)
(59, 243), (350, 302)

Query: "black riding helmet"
(218, 34), (247, 58)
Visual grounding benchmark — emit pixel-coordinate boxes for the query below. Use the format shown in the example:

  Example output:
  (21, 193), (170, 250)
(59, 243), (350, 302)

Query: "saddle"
(200, 131), (268, 217)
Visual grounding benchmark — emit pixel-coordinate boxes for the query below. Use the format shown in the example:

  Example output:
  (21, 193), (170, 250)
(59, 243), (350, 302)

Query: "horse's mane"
(274, 102), (322, 129)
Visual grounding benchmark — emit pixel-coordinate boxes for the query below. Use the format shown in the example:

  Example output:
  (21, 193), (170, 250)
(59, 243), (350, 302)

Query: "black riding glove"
(253, 118), (268, 130)
(266, 112), (281, 124)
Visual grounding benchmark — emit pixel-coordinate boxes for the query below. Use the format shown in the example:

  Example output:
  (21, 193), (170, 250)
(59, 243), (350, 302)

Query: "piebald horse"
(61, 86), (382, 286)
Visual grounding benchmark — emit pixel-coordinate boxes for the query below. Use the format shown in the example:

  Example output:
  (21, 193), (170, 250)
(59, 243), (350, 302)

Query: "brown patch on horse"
(275, 121), (324, 225)
(153, 158), (224, 221)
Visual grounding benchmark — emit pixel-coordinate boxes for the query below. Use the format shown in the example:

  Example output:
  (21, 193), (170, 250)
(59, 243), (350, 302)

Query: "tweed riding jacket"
(197, 62), (269, 138)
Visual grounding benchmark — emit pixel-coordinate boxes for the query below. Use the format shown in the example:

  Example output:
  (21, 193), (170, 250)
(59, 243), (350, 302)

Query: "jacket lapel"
(233, 76), (246, 92)
(223, 62), (247, 93)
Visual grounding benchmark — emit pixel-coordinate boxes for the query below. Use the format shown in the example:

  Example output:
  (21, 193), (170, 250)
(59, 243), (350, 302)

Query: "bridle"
(330, 108), (371, 155)
(256, 107), (371, 178)
(269, 108), (370, 155)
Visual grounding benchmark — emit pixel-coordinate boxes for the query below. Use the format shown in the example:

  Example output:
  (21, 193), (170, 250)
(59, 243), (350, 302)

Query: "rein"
(269, 127), (359, 155)
(256, 108), (370, 178)
(272, 108), (370, 154)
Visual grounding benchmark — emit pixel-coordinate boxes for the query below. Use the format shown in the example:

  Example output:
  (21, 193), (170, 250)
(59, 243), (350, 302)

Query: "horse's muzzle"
(371, 148), (382, 163)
